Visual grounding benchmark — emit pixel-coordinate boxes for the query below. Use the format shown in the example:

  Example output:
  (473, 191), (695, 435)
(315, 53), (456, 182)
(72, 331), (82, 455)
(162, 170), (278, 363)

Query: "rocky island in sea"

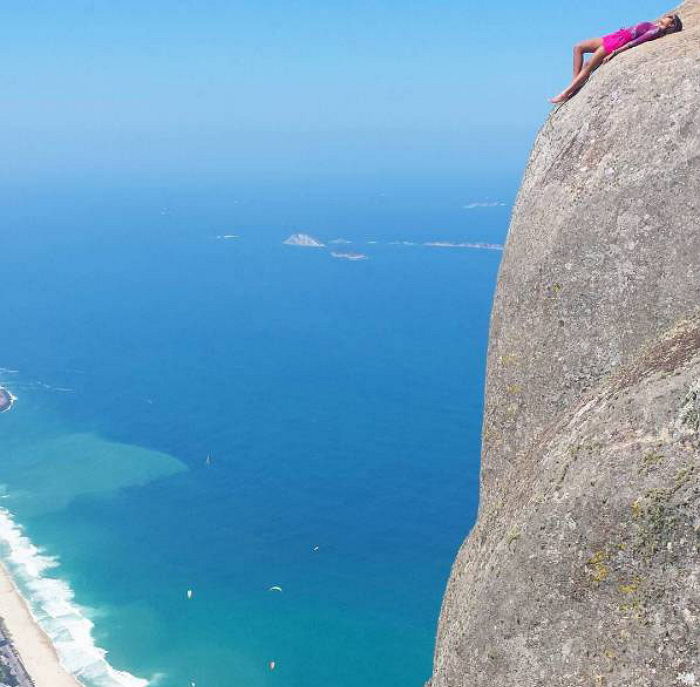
(283, 233), (325, 247)
(0, 387), (15, 413)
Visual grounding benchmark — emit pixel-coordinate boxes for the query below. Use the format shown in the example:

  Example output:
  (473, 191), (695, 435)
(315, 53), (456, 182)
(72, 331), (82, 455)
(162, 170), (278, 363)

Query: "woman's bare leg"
(573, 37), (603, 77)
(552, 45), (607, 103)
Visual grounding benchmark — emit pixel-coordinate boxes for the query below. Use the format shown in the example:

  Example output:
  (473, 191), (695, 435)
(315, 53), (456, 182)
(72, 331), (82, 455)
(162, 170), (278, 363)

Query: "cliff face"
(430, 3), (700, 685)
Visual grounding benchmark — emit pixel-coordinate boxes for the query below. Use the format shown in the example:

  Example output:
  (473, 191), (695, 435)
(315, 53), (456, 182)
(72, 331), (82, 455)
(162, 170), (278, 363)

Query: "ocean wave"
(0, 508), (150, 687)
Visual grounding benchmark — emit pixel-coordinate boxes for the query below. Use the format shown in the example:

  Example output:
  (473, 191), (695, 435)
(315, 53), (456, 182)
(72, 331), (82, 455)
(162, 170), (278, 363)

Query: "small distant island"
(331, 251), (368, 261)
(283, 233), (325, 247)
(0, 386), (16, 413)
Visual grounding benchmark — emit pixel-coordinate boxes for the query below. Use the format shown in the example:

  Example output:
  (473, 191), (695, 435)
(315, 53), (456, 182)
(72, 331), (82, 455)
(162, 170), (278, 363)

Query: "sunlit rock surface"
(430, 3), (700, 684)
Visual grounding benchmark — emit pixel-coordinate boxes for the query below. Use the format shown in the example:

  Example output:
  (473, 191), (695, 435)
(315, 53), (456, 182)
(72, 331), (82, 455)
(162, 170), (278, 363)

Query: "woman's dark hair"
(666, 14), (683, 33)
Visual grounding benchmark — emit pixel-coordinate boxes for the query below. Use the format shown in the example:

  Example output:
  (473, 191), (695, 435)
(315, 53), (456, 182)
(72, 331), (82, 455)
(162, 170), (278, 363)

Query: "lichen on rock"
(677, 379), (700, 432)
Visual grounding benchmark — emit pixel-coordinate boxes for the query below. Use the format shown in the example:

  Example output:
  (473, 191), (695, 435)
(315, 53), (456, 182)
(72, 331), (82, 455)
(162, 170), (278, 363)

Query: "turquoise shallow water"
(0, 183), (507, 686)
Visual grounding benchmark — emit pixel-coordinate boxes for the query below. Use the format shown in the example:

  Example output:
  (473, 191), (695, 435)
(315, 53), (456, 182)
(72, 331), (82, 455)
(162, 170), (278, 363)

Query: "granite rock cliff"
(430, 2), (700, 685)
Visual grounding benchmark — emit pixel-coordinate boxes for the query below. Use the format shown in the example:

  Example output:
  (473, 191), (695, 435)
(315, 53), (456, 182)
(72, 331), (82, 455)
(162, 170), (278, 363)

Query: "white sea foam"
(33, 382), (75, 393)
(0, 508), (150, 687)
(423, 241), (504, 251)
(462, 201), (507, 209)
(6, 378), (73, 395)
(330, 252), (368, 261)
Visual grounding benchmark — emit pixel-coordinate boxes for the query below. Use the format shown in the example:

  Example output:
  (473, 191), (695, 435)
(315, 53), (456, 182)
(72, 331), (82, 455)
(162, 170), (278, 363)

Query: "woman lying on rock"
(550, 14), (683, 104)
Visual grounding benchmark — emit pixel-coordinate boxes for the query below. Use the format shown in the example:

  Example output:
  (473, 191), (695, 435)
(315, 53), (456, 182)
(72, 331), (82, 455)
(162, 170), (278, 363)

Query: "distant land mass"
(0, 387), (15, 413)
(283, 233), (325, 247)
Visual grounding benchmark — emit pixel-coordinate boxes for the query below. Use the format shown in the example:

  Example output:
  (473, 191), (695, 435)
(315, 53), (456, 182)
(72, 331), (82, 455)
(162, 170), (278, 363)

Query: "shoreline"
(0, 561), (84, 687)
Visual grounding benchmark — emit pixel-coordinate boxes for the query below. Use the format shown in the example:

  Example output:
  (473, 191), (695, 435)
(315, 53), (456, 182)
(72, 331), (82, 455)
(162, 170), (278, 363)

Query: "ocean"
(0, 180), (508, 687)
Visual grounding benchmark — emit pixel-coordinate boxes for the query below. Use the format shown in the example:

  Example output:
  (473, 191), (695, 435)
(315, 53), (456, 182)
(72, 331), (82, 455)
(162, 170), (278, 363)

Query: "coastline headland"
(0, 387), (16, 413)
(0, 386), (146, 687)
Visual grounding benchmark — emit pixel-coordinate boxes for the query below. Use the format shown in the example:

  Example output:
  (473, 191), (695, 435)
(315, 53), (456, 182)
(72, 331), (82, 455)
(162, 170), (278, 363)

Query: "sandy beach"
(0, 562), (83, 687)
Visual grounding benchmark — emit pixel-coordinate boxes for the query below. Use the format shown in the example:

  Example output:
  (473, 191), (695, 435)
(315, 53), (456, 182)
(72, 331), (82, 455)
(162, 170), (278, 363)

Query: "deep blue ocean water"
(0, 182), (508, 687)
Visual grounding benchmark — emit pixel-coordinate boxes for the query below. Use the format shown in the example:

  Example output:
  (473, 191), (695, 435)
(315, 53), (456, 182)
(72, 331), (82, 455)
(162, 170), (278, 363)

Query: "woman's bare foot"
(550, 92), (569, 104)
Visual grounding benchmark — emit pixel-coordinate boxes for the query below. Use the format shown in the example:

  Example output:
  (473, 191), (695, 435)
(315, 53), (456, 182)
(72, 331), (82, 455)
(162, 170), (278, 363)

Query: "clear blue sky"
(1, 0), (670, 189)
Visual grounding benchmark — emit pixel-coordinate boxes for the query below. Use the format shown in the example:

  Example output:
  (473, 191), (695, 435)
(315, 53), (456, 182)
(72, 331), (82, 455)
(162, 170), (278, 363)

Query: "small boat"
(186, 589), (193, 600)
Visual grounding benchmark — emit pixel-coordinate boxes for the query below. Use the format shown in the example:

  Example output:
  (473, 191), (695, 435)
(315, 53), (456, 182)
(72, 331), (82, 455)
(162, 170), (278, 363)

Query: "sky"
(1, 0), (671, 190)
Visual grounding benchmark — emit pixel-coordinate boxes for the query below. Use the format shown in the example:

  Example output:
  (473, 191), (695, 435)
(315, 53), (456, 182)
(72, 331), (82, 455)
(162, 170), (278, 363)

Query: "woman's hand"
(602, 50), (618, 64)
